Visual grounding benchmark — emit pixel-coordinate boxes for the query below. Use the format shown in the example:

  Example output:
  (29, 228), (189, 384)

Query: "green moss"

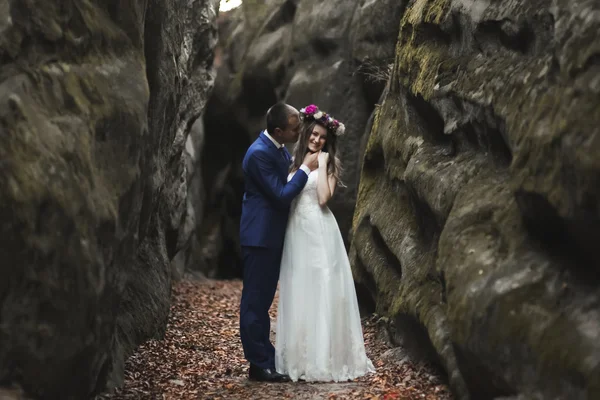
(392, 0), (451, 99)
(403, 0), (450, 26)
(352, 104), (383, 231)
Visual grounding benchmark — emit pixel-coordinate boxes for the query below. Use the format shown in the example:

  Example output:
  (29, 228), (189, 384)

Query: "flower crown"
(299, 104), (345, 136)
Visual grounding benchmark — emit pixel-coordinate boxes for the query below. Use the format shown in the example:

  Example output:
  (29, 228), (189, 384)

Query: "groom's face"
(279, 114), (301, 144)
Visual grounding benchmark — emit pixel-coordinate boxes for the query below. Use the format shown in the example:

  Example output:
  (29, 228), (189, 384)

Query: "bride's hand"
(318, 151), (329, 166)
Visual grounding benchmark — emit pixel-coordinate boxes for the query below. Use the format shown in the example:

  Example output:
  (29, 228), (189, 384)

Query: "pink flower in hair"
(304, 104), (318, 114)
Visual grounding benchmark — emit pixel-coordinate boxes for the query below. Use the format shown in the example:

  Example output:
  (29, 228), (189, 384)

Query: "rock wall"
(351, 0), (600, 399)
(0, 0), (217, 398)
(190, 0), (403, 277)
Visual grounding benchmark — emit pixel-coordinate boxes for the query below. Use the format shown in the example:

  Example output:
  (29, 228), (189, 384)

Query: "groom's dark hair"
(266, 102), (294, 135)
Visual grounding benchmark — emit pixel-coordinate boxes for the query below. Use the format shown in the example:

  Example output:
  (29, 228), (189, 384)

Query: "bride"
(275, 104), (375, 382)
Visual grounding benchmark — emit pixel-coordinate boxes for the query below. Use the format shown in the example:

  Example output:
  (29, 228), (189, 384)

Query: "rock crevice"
(183, 0), (404, 278)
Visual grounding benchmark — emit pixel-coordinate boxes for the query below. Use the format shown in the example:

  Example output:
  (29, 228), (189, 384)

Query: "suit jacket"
(239, 131), (308, 248)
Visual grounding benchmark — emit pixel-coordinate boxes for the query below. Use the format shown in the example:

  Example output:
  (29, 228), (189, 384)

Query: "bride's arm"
(317, 154), (337, 207)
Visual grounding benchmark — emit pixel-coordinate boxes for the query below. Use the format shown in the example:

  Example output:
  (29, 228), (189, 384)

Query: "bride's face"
(307, 124), (327, 153)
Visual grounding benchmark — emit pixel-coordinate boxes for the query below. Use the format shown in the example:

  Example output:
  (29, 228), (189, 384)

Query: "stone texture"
(351, 0), (600, 399)
(0, 0), (217, 398)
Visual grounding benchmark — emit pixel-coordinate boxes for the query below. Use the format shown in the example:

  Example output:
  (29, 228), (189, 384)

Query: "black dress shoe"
(249, 364), (291, 382)
(271, 370), (291, 382)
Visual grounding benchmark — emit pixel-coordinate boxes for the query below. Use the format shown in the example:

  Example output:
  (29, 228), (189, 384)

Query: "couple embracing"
(239, 102), (375, 383)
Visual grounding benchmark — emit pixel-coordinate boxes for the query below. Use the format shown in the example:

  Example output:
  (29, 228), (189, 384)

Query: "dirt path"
(101, 280), (452, 399)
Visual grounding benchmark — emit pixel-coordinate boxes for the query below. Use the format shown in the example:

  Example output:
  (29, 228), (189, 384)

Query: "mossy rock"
(351, 0), (600, 399)
(0, 1), (216, 398)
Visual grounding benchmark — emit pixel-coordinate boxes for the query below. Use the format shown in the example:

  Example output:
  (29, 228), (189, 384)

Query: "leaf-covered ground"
(101, 280), (452, 399)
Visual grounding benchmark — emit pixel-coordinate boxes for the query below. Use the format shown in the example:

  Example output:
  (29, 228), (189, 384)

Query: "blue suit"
(239, 131), (308, 369)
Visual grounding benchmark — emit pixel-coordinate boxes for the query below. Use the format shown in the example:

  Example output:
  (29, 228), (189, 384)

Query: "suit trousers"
(239, 245), (283, 369)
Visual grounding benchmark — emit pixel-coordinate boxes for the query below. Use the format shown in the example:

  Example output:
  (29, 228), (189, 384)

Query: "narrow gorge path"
(101, 281), (452, 399)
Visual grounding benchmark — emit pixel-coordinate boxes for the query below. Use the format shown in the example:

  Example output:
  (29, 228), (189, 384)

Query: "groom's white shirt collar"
(262, 130), (310, 175)
(263, 130), (283, 149)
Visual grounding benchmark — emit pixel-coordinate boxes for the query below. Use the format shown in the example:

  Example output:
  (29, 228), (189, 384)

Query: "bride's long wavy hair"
(290, 119), (344, 186)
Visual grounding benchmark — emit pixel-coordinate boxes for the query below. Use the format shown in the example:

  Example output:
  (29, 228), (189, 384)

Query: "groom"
(239, 102), (319, 382)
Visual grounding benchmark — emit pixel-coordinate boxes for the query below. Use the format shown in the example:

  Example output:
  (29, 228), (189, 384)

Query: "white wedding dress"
(275, 170), (375, 382)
